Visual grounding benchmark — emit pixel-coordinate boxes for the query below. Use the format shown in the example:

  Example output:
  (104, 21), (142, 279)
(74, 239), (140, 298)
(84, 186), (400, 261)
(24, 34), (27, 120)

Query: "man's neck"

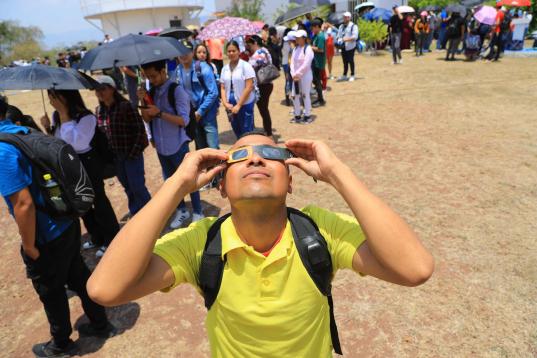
(183, 61), (193, 70)
(230, 203), (288, 253)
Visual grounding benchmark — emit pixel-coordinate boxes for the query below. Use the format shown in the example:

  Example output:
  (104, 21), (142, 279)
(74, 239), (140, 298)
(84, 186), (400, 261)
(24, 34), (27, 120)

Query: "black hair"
(268, 26), (277, 36)
(283, 28), (292, 37)
(47, 89), (91, 127)
(225, 40), (241, 52)
(194, 43), (212, 63)
(262, 24), (269, 30)
(141, 59), (167, 72)
(0, 97), (8, 118)
(238, 129), (269, 139)
(246, 35), (263, 47)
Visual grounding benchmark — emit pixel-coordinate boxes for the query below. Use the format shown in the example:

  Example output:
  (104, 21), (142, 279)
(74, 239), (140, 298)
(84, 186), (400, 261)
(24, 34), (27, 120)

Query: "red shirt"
(495, 11), (505, 34)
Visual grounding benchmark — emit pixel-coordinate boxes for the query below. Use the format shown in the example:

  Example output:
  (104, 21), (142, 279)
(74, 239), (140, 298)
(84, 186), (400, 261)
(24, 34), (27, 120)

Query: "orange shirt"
(207, 38), (224, 60)
(495, 11), (505, 34)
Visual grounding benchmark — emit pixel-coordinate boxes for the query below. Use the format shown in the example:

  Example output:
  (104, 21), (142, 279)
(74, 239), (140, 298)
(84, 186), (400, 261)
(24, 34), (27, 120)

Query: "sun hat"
(284, 31), (297, 41)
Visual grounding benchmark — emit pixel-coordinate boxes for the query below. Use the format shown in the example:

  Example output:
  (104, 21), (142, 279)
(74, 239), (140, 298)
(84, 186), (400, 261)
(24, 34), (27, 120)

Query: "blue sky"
(1, 0), (215, 49)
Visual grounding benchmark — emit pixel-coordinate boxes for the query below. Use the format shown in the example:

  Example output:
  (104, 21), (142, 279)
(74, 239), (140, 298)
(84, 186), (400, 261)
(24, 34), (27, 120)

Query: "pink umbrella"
(198, 17), (259, 41)
(252, 21), (265, 31)
(474, 6), (497, 26)
(145, 28), (162, 36)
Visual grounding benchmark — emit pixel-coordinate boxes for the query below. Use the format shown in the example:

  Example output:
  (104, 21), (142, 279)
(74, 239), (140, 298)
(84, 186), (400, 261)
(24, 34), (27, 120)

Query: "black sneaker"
(32, 340), (76, 358)
(290, 116), (302, 123)
(77, 321), (118, 339)
(302, 116), (314, 124)
(312, 100), (326, 108)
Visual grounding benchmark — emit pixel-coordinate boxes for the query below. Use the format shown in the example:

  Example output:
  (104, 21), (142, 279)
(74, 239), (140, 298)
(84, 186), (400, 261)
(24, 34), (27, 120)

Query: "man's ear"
(288, 174), (293, 194)
(219, 179), (228, 199)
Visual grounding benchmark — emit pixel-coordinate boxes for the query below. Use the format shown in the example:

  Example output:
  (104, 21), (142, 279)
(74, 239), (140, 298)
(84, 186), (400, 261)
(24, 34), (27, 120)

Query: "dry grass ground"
(1, 50), (536, 357)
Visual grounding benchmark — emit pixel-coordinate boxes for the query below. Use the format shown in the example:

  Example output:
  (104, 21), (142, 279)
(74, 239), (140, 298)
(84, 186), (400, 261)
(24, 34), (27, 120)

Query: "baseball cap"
(284, 31), (296, 41)
(294, 30), (308, 38)
(181, 39), (194, 51)
(95, 75), (116, 89)
(343, 11), (352, 17)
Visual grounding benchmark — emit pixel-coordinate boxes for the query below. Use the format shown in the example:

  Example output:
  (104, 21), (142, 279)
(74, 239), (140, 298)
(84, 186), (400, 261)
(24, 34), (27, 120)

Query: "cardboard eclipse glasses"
(227, 145), (295, 164)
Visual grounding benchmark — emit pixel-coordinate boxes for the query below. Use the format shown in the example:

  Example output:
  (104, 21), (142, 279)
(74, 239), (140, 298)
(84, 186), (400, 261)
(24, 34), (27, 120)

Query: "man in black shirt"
(445, 13), (465, 61)
(388, 7), (404, 64)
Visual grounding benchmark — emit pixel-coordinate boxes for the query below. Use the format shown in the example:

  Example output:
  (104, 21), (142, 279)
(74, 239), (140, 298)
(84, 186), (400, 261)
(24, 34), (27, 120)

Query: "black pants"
(486, 33), (503, 61)
(341, 47), (355, 77)
(212, 59), (224, 76)
(21, 222), (108, 347)
(312, 66), (324, 103)
(415, 33), (427, 56)
(79, 150), (120, 247)
(446, 38), (461, 59)
(256, 83), (274, 136)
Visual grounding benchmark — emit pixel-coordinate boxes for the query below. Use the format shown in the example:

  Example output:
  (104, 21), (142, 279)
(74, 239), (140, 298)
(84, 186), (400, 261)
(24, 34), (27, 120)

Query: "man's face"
(143, 67), (167, 87)
(344, 16), (351, 24)
(220, 135), (292, 205)
(178, 52), (194, 66)
(312, 25), (320, 34)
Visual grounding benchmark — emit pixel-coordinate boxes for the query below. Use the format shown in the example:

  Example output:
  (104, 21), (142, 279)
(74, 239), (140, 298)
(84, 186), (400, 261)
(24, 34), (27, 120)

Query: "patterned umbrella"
(198, 17), (259, 41)
(474, 6), (497, 26)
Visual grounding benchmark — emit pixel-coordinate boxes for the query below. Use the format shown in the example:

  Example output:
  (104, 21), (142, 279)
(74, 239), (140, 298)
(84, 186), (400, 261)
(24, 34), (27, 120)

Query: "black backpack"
(499, 13), (511, 33)
(0, 129), (94, 218)
(149, 83), (196, 141)
(198, 207), (343, 355)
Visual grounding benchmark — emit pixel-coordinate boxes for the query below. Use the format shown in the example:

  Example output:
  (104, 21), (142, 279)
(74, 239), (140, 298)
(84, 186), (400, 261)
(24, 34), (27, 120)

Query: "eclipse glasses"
(227, 145), (295, 164)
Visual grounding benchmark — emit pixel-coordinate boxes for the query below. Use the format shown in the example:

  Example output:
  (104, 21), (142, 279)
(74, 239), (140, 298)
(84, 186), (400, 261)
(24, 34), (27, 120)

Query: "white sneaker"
(348, 76), (355, 82)
(82, 241), (96, 250)
(192, 212), (205, 223)
(336, 75), (348, 82)
(96, 246), (107, 258)
(169, 209), (190, 229)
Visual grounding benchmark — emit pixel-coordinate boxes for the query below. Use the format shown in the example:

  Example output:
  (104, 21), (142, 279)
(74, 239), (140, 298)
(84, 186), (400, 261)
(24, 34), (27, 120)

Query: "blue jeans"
(437, 27), (447, 49)
(282, 64), (292, 95)
(194, 104), (220, 150)
(157, 142), (202, 214)
(115, 154), (151, 215)
(228, 92), (254, 139)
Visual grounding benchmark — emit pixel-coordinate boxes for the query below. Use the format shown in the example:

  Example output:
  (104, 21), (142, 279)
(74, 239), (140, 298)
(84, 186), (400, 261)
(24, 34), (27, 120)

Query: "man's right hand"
(174, 148), (228, 193)
(23, 246), (40, 260)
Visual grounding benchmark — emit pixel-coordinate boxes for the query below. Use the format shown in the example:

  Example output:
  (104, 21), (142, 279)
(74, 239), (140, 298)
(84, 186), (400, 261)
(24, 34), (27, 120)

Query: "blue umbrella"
(362, 8), (392, 23)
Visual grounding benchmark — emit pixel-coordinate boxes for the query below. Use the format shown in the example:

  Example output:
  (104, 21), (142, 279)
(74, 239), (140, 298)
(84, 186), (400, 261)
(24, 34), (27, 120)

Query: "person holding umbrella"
(40, 90), (121, 257)
(445, 12), (466, 61)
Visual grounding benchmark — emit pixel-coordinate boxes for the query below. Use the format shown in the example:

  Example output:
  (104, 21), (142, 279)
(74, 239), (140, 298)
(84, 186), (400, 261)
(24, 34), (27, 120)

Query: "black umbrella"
(79, 34), (190, 71)
(423, 5), (440, 11)
(445, 4), (467, 16)
(158, 26), (193, 40)
(460, 0), (484, 7)
(0, 64), (98, 90)
(326, 12), (345, 26)
(0, 64), (99, 113)
(275, 5), (317, 25)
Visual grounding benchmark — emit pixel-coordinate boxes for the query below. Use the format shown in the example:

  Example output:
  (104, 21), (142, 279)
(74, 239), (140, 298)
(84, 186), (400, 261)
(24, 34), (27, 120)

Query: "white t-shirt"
(220, 59), (256, 105)
(53, 113), (96, 154)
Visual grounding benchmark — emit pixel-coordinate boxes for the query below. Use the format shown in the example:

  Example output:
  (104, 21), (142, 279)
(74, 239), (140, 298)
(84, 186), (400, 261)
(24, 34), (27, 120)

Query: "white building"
(80, 0), (206, 39)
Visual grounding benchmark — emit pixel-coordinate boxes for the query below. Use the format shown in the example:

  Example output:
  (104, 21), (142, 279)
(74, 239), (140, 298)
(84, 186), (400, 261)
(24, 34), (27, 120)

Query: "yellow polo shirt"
(153, 205), (366, 357)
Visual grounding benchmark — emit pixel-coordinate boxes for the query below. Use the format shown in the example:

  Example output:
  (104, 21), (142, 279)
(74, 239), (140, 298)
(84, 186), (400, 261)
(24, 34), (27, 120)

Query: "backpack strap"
(198, 208), (343, 355)
(287, 207), (342, 355)
(199, 213), (232, 310)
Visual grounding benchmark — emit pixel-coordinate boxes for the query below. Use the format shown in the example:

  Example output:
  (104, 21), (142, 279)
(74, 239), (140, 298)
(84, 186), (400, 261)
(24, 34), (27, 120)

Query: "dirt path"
(1, 51), (536, 357)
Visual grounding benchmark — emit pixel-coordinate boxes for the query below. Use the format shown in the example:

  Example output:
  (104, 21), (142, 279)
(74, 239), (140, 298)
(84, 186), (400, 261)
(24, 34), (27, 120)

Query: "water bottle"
(43, 174), (67, 212)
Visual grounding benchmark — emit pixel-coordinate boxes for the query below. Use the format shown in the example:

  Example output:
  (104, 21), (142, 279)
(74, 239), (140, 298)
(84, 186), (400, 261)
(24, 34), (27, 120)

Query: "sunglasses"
(227, 145), (295, 164)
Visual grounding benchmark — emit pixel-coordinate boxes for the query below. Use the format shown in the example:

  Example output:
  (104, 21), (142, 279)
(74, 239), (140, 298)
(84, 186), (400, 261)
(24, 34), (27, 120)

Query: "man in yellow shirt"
(88, 132), (434, 356)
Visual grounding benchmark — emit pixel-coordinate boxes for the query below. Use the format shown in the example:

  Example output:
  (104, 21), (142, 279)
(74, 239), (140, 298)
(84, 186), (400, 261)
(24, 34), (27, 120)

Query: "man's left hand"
(285, 139), (344, 184)
(142, 105), (160, 118)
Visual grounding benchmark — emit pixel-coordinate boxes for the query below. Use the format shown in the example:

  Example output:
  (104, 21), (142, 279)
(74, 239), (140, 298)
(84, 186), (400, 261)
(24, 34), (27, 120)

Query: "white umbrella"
(397, 5), (415, 13)
(355, 2), (375, 11)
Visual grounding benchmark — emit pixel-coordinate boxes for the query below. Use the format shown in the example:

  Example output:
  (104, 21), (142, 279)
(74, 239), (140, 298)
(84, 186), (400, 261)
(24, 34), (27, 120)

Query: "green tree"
(357, 19), (388, 55)
(0, 20), (44, 64)
(227, 0), (265, 21)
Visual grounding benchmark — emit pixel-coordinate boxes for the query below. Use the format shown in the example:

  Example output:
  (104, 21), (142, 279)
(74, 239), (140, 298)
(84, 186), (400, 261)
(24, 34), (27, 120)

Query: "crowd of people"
(1, 4), (528, 355)
(387, 5), (533, 62)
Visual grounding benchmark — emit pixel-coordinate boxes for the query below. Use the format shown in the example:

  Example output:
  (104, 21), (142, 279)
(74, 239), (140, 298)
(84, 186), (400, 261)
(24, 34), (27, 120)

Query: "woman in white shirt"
(290, 30), (315, 124)
(220, 40), (256, 138)
(40, 90), (119, 258)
